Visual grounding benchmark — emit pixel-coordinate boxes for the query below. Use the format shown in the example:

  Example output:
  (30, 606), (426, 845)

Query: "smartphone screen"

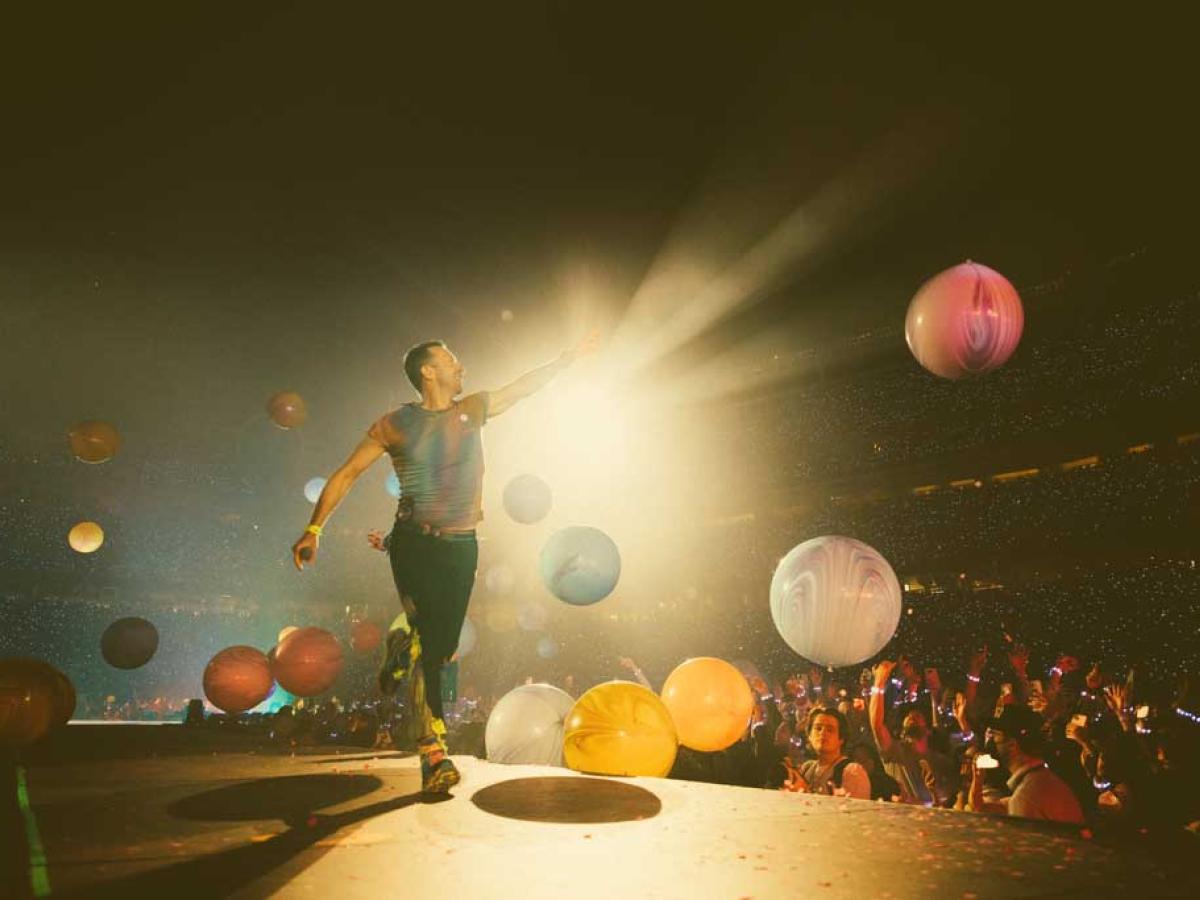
(1136, 705), (1150, 719)
(975, 753), (999, 769)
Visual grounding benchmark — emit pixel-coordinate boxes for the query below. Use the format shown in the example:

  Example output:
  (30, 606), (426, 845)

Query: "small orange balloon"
(350, 621), (382, 654)
(203, 646), (273, 714)
(272, 627), (343, 697)
(68, 420), (122, 464)
(0, 658), (75, 746)
(267, 391), (308, 429)
(68, 521), (105, 554)
(660, 657), (755, 752)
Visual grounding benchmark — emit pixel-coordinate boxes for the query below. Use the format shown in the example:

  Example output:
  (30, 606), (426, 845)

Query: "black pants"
(386, 526), (478, 722)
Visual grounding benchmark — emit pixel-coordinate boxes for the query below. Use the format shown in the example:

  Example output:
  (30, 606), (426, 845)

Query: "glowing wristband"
(967, 674), (981, 684)
(1050, 666), (1062, 676)
(305, 524), (324, 537)
(869, 686), (885, 696)
(959, 730), (975, 742)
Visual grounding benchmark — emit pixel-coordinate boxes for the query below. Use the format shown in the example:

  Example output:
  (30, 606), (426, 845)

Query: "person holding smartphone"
(970, 705), (1084, 823)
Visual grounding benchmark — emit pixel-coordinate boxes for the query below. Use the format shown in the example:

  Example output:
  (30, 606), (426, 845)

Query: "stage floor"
(17, 725), (1197, 899)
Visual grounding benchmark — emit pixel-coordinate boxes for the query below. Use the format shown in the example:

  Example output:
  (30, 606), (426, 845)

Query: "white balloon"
(503, 473), (552, 524)
(485, 683), (575, 766)
(769, 535), (901, 667)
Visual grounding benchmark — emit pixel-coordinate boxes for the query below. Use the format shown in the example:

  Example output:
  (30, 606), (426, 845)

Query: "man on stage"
(292, 332), (598, 792)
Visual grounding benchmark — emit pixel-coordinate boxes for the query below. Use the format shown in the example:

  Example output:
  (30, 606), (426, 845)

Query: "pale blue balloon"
(536, 636), (558, 659)
(303, 477), (327, 503)
(539, 525), (621, 606)
(385, 471), (401, 499)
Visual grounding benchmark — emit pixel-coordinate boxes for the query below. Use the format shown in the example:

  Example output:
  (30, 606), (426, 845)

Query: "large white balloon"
(539, 525), (621, 605)
(485, 683), (575, 766)
(769, 535), (901, 667)
(905, 261), (1024, 379)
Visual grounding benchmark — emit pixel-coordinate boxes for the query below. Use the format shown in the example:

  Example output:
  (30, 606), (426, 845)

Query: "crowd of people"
(650, 644), (1200, 840)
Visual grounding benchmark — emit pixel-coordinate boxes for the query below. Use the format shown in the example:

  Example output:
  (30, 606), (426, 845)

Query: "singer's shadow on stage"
(56, 772), (440, 899)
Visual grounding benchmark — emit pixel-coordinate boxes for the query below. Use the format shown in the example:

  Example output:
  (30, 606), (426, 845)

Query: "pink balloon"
(905, 262), (1024, 379)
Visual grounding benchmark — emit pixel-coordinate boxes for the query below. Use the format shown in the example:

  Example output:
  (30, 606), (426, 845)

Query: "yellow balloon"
(563, 681), (677, 777)
(68, 521), (104, 554)
(661, 657), (755, 752)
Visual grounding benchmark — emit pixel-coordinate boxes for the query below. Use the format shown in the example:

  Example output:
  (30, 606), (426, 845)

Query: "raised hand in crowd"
(872, 659), (897, 688)
(965, 646), (987, 707)
(968, 645), (989, 677)
(1103, 682), (1132, 732)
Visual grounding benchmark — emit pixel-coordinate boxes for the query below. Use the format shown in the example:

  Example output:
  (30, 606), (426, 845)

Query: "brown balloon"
(267, 391), (308, 429)
(0, 658), (76, 746)
(100, 617), (159, 670)
(203, 646), (273, 714)
(272, 627), (343, 697)
(68, 420), (122, 464)
(350, 620), (382, 654)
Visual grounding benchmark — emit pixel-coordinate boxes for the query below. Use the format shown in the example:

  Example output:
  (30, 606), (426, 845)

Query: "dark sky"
(2, 4), (1197, 543)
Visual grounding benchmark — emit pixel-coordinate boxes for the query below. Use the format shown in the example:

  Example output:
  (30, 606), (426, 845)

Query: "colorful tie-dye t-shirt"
(366, 392), (490, 530)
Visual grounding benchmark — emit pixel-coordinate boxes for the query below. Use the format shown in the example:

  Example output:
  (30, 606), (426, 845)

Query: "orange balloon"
(68, 420), (121, 463)
(0, 658), (75, 746)
(272, 627), (343, 697)
(660, 657), (755, 752)
(68, 521), (104, 553)
(350, 621), (382, 654)
(267, 391), (308, 429)
(203, 646), (273, 714)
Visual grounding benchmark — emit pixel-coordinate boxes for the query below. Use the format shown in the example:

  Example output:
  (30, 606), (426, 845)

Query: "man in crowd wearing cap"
(970, 704), (1084, 823)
